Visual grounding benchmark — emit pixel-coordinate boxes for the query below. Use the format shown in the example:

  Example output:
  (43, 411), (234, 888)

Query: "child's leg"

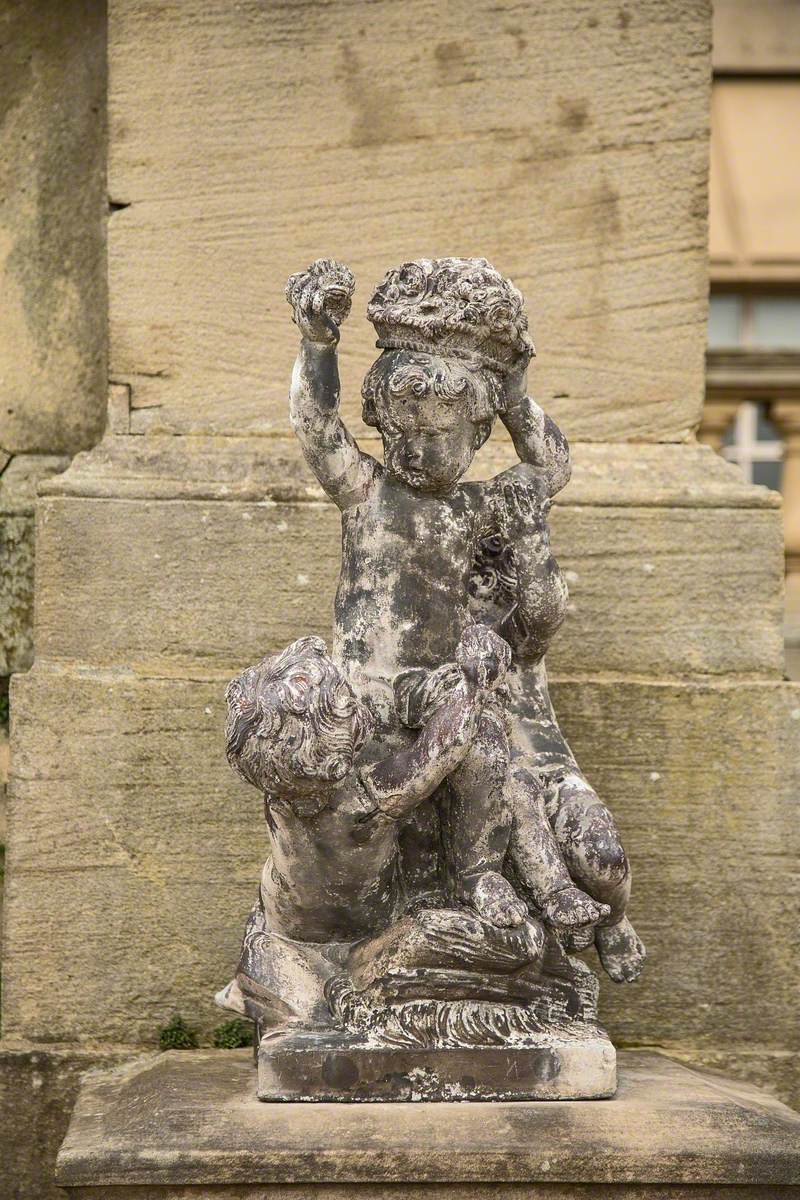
(544, 771), (629, 919)
(441, 705), (528, 928)
(506, 762), (610, 929)
(544, 770), (646, 982)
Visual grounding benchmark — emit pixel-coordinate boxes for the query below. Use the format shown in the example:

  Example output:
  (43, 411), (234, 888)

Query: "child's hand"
(285, 259), (355, 346)
(502, 354), (530, 408)
(456, 623), (511, 690)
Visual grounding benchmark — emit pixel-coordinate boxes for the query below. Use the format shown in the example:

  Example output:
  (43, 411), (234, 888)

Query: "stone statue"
(217, 257), (645, 1101)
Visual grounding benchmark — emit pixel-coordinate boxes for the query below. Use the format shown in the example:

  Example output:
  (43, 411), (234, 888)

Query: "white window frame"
(720, 401), (783, 486)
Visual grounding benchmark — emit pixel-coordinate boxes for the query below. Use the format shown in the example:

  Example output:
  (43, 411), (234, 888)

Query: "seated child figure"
(469, 492), (647, 983)
(219, 626), (545, 1026)
(285, 256), (604, 934)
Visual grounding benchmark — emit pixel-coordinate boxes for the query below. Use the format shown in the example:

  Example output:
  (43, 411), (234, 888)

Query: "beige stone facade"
(703, 0), (800, 675)
(0, 1), (108, 916)
(1, 1), (799, 1195)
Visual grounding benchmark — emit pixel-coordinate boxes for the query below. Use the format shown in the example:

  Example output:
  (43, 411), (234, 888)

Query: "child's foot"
(595, 915), (646, 982)
(541, 885), (611, 930)
(466, 871), (528, 928)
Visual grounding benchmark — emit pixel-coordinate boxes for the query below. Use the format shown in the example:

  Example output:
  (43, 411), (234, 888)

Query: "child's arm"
(358, 626), (511, 820)
(493, 475), (568, 665)
(496, 359), (571, 498)
(286, 260), (376, 510)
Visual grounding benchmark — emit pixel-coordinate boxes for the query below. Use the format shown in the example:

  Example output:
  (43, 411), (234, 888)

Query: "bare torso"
(261, 780), (402, 943)
(334, 467), (493, 730)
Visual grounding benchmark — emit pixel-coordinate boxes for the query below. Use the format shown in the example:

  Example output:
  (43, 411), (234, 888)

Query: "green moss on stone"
(158, 1014), (199, 1050)
(212, 1018), (253, 1049)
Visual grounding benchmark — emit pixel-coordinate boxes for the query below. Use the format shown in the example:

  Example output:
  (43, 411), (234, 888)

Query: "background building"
(702, 0), (800, 675)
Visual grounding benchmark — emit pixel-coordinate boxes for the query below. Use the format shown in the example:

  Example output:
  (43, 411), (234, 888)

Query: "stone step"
(54, 1050), (800, 1195)
(32, 437), (785, 677)
(5, 666), (799, 1090)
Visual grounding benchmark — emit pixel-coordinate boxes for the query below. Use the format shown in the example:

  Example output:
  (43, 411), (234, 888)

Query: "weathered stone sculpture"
(217, 257), (645, 1101)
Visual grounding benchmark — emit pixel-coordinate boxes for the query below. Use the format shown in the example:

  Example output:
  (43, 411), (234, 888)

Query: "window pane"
(752, 459), (783, 491)
(751, 297), (800, 349)
(708, 294), (742, 346)
(755, 401), (779, 440)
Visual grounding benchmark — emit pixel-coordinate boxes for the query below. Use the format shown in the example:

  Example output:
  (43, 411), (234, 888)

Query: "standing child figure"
(285, 257), (606, 935)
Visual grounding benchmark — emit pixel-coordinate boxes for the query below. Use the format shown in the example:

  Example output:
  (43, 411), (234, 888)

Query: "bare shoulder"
(460, 477), (496, 507)
(329, 449), (382, 511)
(486, 462), (550, 504)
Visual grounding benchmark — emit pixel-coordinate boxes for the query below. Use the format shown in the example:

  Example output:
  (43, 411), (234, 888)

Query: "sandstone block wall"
(106, 0), (710, 443)
(5, 441), (797, 1069)
(0, 0), (107, 686)
(0, 1045), (134, 1200)
(0, 0), (107, 460)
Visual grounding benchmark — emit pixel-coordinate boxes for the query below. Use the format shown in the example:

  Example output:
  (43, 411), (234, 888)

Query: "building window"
(720, 401), (783, 489)
(706, 289), (800, 491)
(709, 293), (800, 350)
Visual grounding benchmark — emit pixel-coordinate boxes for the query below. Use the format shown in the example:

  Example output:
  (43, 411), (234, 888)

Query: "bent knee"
(573, 813), (630, 886)
(595, 837), (629, 886)
(553, 800), (630, 887)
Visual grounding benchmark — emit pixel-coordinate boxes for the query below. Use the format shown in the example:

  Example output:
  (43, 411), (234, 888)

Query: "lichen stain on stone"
(338, 43), (425, 150)
(504, 25), (528, 54)
(433, 39), (479, 84)
(593, 177), (622, 238)
(557, 98), (590, 133)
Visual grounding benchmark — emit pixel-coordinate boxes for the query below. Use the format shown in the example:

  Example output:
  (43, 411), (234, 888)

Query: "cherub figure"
(218, 626), (545, 1027)
(285, 256), (605, 935)
(470, 528), (647, 982)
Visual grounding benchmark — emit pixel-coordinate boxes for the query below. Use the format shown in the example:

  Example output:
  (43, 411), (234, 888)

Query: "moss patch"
(158, 1014), (199, 1050)
(212, 1017), (253, 1049)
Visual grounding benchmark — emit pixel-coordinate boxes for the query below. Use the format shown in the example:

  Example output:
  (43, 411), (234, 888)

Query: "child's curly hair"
(224, 637), (371, 791)
(361, 349), (504, 447)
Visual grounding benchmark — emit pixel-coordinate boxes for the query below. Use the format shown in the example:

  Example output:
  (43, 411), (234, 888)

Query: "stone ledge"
(39, 434), (780, 510)
(55, 1051), (800, 1193)
(29, 455), (785, 679)
(0, 453), (71, 516)
(0, 1041), (143, 1200)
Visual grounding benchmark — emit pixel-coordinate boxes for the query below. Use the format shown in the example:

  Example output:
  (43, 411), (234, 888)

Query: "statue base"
(55, 1050), (800, 1196)
(257, 1027), (616, 1100)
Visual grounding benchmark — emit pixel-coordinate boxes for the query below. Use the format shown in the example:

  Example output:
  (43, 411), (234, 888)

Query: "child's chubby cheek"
(385, 431), (477, 493)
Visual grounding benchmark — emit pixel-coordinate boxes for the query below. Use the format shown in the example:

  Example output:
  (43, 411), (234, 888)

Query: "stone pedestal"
(55, 1050), (800, 1197)
(257, 1028), (616, 1101)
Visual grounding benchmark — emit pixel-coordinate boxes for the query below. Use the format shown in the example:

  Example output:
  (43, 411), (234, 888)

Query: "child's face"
(378, 373), (483, 494)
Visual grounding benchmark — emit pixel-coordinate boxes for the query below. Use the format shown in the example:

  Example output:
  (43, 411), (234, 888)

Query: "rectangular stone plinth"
(257, 1028), (616, 1101)
(55, 1051), (800, 1196)
(108, 2), (710, 442)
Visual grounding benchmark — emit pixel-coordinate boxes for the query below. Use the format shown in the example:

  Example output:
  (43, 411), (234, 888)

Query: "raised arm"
(498, 359), (571, 498)
(286, 260), (375, 510)
(358, 626), (511, 820)
(492, 474), (568, 665)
